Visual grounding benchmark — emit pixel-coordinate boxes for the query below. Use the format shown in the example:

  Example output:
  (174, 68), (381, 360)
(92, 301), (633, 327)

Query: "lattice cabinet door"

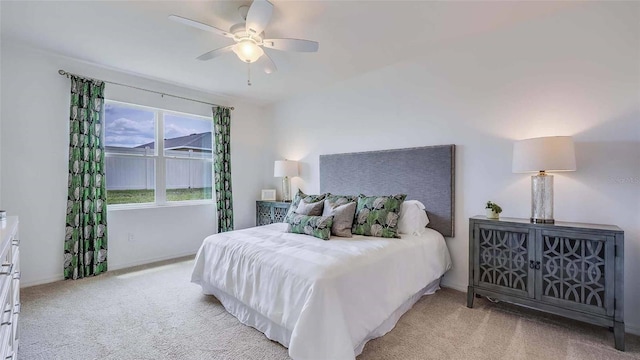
(272, 206), (289, 223)
(256, 201), (291, 226)
(536, 229), (615, 316)
(473, 224), (536, 299)
(256, 202), (273, 226)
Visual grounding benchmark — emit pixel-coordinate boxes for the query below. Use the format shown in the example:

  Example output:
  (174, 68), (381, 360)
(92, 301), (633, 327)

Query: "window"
(104, 101), (213, 206)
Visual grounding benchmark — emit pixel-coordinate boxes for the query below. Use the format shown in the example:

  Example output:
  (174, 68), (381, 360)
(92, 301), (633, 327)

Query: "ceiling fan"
(169, 0), (319, 85)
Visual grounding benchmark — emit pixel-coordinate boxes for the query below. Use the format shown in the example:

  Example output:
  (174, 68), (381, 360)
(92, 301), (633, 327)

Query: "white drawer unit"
(0, 217), (19, 360)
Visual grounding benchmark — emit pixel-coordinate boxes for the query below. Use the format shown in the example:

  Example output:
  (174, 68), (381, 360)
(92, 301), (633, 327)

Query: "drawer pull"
(0, 263), (13, 276)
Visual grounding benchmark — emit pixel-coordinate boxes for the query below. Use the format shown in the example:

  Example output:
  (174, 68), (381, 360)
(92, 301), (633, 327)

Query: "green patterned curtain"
(64, 76), (108, 280)
(213, 106), (234, 232)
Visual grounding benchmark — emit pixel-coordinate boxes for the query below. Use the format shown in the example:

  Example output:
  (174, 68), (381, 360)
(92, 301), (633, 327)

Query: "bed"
(192, 145), (455, 360)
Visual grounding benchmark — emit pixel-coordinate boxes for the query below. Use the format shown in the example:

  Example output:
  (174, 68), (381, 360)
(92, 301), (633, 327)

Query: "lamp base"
(281, 176), (291, 202)
(531, 172), (554, 224)
(530, 218), (555, 224)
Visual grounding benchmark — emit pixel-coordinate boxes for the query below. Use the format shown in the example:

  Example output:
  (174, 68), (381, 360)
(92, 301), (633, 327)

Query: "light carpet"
(20, 258), (639, 360)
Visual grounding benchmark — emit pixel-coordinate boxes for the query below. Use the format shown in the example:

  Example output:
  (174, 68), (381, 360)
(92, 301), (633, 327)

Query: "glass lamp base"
(531, 173), (554, 223)
(281, 176), (291, 202)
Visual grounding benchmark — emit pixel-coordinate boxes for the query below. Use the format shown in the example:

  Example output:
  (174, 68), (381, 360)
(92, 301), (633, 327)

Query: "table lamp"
(512, 136), (576, 224)
(274, 160), (298, 202)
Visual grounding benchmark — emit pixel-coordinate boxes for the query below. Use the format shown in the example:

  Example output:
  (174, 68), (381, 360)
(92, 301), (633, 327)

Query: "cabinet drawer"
(0, 294), (12, 359)
(0, 323), (11, 360)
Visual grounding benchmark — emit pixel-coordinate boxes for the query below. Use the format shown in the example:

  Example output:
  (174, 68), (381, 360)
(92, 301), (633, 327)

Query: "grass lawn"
(107, 188), (212, 205)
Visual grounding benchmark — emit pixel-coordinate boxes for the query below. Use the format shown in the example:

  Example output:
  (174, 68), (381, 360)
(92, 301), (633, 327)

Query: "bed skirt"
(199, 277), (443, 358)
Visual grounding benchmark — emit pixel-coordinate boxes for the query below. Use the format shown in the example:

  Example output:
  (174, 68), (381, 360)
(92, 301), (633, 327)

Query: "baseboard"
(21, 275), (65, 288)
(626, 323), (640, 336)
(21, 252), (197, 289)
(108, 251), (197, 271)
(440, 280), (467, 293)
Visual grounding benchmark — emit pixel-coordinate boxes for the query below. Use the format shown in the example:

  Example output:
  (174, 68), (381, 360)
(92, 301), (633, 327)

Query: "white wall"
(0, 43), (273, 286)
(267, 3), (640, 333)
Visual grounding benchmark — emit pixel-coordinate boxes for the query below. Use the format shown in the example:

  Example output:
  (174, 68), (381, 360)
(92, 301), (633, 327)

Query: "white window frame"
(105, 100), (214, 210)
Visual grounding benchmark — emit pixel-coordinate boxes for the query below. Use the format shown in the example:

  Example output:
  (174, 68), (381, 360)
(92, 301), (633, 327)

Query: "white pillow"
(398, 200), (430, 235)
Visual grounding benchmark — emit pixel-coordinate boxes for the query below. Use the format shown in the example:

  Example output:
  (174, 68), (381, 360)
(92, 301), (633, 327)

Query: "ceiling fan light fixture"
(233, 39), (264, 63)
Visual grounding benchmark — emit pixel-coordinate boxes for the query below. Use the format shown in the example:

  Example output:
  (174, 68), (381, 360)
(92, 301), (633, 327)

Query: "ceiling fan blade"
(169, 15), (233, 38)
(262, 38), (319, 52)
(196, 45), (235, 61)
(261, 52), (278, 74)
(246, 0), (273, 35)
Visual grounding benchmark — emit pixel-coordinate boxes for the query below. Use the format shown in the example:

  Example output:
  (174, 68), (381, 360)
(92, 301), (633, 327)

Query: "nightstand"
(467, 216), (625, 350)
(256, 201), (291, 226)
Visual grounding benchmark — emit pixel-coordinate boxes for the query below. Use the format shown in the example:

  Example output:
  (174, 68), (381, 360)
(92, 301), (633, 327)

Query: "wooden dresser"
(256, 201), (291, 226)
(467, 216), (624, 350)
(0, 217), (19, 359)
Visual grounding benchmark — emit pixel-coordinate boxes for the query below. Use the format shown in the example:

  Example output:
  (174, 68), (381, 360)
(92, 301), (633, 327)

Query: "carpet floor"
(19, 258), (640, 360)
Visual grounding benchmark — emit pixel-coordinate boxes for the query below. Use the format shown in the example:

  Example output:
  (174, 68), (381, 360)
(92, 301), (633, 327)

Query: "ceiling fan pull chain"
(247, 62), (252, 86)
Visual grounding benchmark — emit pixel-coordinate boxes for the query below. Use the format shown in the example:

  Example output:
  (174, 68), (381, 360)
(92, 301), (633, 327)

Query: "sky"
(104, 103), (212, 148)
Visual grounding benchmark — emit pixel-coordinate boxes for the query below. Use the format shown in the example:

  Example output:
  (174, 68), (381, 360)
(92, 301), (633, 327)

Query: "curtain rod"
(58, 69), (234, 110)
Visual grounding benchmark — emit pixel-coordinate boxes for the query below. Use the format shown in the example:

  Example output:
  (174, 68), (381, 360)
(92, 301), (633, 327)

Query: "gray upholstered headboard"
(319, 145), (455, 237)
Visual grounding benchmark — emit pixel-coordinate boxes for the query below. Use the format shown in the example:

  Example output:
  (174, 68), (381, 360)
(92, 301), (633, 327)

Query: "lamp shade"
(233, 40), (264, 63)
(512, 136), (576, 173)
(274, 160), (299, 177)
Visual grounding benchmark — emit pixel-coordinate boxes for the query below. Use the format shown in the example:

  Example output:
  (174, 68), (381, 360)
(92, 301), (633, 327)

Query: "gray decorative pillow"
(322, 200), (357, 237)
(352, 194), (407, 238)
(287, 214), (334, 240)
(284, 190), (327, 222)
(296, 199), (324, 216)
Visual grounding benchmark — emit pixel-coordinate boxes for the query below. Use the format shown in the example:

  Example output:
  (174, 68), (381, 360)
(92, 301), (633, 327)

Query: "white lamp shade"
(233, 40), (264, 63)
(513, 136), (576, 173)
(274, 160), (299, 177)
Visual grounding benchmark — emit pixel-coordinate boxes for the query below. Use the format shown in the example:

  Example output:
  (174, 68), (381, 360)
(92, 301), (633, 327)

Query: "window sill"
(107, 200), (215, 211)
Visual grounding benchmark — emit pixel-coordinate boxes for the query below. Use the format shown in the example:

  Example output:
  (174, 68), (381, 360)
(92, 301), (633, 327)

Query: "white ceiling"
(1, 1), (578, 105)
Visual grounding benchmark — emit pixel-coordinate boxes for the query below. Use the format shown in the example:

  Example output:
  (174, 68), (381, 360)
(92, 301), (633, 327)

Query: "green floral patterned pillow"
(284, 190), (327, 223)
(287, 213), (334, 240)
(325, 194), (358, 207)
(352, 194), (407, 238)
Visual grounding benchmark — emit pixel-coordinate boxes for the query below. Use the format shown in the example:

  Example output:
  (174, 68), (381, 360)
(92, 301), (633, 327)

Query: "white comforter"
(191, 223), (451, 360)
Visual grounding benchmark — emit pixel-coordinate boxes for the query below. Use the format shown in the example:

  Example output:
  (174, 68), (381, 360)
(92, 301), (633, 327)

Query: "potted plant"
(485, 201), (502, 219)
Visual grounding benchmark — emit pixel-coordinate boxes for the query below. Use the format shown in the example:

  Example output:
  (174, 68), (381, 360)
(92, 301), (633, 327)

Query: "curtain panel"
(213, 106), (234, 232)
(64, 76), (108, 280)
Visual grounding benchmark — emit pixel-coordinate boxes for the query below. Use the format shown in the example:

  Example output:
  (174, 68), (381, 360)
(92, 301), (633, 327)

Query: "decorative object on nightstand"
(512, 136), (576, 224)
(485, 201), (502, 219)
(261, 189), (276, 201)
(256, 201), (291, 226)
(467, 216), (625, 351)
(274, 160), (298, 202)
